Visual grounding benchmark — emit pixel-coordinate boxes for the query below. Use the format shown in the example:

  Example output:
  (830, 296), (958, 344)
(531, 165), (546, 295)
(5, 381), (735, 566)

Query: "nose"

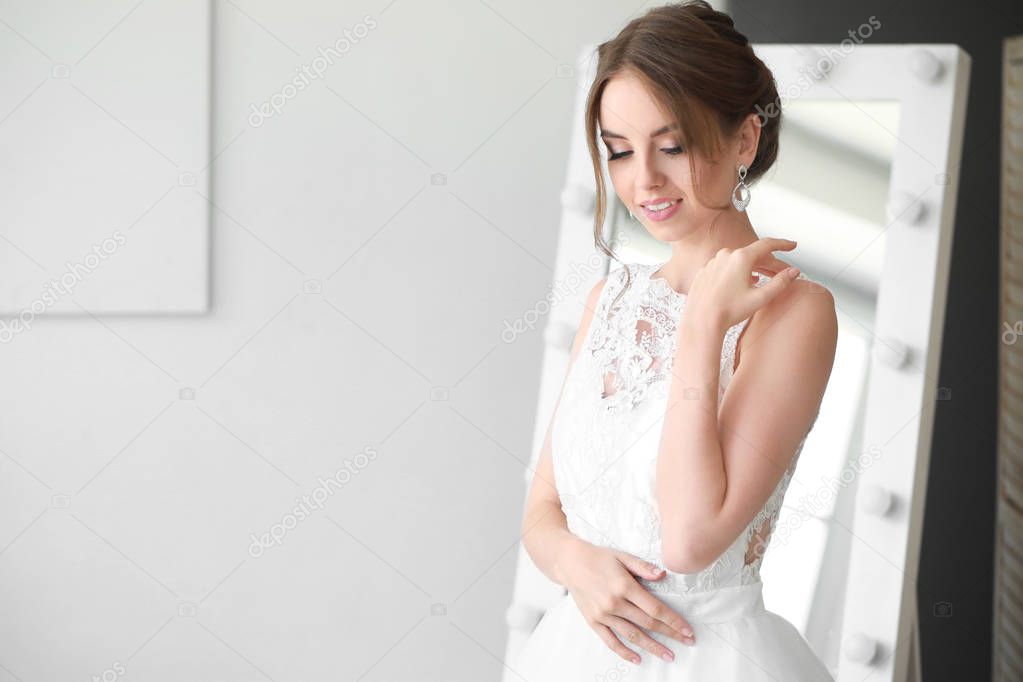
(635, 151), (663, 192)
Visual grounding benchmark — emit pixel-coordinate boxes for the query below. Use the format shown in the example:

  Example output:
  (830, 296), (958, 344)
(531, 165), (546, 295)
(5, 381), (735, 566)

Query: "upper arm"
(522, 276), (608, 516)
(687, 279), (838, 567)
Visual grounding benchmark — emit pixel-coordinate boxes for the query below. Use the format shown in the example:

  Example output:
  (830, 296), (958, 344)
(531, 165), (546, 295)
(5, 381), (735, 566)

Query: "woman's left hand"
(684, 237), (801, 334)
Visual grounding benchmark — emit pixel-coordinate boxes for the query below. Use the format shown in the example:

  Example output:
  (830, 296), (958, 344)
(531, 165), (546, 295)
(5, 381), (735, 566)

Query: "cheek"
(668, 167), (691, 189)
(695, 163), (728, 191)
(671, 159), (699, 188)
(607, 168), (631, 200)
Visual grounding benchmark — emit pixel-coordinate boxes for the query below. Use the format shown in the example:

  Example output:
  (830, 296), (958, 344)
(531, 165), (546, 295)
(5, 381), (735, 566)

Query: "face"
(598, 71), (757, 240)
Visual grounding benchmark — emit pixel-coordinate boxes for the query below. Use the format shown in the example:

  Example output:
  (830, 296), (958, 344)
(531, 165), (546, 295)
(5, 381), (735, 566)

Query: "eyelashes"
(608, 146), (686, 161)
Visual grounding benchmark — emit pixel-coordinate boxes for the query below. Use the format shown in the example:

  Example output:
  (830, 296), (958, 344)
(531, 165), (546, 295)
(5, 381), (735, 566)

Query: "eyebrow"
(599, 123), (679, 140)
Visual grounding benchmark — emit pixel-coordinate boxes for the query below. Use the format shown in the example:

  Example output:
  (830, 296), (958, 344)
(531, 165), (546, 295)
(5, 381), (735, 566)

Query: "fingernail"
(662, 651), (674, 661)
(682, 627), (693, 637)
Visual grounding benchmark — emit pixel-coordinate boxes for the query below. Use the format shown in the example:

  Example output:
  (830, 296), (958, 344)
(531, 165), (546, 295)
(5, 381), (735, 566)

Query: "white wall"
(0, 1), (662, 680)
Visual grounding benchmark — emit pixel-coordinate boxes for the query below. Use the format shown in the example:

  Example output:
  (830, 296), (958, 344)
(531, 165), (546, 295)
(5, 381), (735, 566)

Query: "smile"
(640, 199), (681, 221)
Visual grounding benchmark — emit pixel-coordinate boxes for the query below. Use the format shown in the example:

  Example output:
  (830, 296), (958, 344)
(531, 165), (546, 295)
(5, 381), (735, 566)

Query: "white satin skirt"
(512, 581), (834, 681)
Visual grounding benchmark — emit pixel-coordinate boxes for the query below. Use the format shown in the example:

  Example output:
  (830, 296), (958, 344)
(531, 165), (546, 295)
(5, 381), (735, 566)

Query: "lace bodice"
(551, 261), (819, 595)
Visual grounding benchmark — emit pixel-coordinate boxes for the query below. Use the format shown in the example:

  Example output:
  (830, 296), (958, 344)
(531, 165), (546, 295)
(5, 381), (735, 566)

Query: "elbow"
(661, 532), (711, 575)
(662, 549), (707, 575)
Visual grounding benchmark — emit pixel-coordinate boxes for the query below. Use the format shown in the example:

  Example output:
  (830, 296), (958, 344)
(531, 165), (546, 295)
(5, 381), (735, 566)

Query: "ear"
(739, 112), (762, 166)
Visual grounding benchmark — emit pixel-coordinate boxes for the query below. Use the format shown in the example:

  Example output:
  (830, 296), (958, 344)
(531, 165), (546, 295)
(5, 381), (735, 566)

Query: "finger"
(592, 623), (642, 665)
(614, 551), (668, 581)
(617, 599), (695, 646)
(752, 255), (794, 278)
(743, 237), (796, 263)
(626, 585), (695, 643)
(752, 267), (801, 305)
(606, 615), (676, 662)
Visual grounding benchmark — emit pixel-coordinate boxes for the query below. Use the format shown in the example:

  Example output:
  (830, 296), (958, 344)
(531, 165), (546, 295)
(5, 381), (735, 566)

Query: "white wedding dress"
(513, 261), (834, 681)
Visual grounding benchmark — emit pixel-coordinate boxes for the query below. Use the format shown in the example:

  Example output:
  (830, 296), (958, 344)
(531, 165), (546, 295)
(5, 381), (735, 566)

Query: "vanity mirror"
(506, 42), (970, 682)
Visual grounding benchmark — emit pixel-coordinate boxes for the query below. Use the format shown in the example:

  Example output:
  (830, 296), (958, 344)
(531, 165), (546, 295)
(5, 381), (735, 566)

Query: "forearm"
(656, 314), (728, 570)
(521, 498), (584, 587)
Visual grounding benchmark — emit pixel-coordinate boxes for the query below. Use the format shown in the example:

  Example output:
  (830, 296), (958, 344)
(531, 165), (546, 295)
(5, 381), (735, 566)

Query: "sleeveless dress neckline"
(646, 259), (777, 299)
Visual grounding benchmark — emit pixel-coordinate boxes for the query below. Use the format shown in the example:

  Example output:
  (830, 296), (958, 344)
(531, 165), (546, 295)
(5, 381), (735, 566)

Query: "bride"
(514, 2), (837, 679)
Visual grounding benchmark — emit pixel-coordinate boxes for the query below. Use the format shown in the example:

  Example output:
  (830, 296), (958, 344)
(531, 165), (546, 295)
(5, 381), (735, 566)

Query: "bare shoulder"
(575, 263), (636, 339)
(580, 262), (635, 315)
(740, 276), (838, 367)
(586, 274), (609, 307)
(773, 275), (835, 316)
(579, 274), (610, 325)
(566, 275), (610, 361)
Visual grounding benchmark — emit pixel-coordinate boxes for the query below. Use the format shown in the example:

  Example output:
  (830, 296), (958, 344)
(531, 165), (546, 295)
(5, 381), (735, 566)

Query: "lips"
(638, 197), (679, 221)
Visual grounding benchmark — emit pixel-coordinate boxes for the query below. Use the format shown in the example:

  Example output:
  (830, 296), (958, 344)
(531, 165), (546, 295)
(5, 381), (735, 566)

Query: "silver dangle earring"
(731, 163), (751, 212)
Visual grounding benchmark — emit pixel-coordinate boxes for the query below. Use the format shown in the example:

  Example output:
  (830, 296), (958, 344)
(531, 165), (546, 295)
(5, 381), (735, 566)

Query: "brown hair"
(584, 0), (782, 309)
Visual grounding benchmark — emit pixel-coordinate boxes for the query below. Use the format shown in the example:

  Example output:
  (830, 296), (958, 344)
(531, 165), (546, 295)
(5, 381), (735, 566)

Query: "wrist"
(553, 533), (585, 587)
(679, 307), (728, 345)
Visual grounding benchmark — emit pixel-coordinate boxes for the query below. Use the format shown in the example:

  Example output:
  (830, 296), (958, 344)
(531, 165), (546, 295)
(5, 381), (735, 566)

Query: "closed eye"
(608, 146), (686, 161)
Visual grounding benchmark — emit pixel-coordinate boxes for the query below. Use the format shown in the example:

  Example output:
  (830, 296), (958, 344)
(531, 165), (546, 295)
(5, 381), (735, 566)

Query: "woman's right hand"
(556, 536), (696, 665)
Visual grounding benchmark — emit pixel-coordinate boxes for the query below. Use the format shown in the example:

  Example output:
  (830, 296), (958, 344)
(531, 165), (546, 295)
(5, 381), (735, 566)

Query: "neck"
(651, 211), (760, 295)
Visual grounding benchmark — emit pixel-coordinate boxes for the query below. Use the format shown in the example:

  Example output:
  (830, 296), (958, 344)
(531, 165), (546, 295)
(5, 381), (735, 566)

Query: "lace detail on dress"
(553, 261), (822, 595)
(585, 264), (685, 416)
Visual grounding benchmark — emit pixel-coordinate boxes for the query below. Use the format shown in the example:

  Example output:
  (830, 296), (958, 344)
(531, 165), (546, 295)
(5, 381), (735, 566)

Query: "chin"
(647, 220), (692, 241)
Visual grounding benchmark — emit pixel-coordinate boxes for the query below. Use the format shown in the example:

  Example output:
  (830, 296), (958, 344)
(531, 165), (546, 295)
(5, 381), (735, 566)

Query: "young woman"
(515, 2), (838, 679)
